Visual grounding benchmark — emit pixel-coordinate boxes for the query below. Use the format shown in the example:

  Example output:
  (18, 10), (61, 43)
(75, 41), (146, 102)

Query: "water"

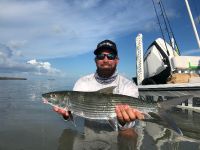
(0, 80), (200, 150)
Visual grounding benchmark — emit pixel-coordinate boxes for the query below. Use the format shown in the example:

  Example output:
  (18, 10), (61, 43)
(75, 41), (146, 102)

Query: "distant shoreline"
(0, 77), (27, 80)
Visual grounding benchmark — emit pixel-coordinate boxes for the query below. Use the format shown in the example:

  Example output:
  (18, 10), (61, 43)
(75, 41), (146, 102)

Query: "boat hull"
(138, 83), (200, 111)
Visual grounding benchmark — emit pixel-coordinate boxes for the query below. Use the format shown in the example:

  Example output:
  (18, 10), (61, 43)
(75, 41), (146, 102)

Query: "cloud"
(195, 15), (200, 24)
(4, 0), (182, 77)
(27, 59), (61, 76)
(0, 0), (156, 59)
(0, 43), (61, 76)
(7, 40), (27, 50)
(182, 48), (200, 56)
(0, 44), (13, 59)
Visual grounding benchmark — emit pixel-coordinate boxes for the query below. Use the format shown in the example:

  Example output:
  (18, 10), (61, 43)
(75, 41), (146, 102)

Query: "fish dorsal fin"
(158, 95), (192, 111)
(97, 86), (117, 94)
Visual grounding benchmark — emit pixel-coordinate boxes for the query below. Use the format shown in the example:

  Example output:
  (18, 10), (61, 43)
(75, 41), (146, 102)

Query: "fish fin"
(146, 112), (183, 135)
(107, 116), (118, 131)
(97, 86), (117, 94)
(143, 112), (162, 124)
(159, 112), (183, 135)
(151, 95), (192, 135)
(144, 112), (161, 121)
(158, 95), (192, 110)
(70, 113), (80, 127)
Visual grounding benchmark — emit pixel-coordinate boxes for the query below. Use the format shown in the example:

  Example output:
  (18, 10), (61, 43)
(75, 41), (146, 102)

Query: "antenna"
(185, 0), (200, 48)
(152, 0), (180, 55)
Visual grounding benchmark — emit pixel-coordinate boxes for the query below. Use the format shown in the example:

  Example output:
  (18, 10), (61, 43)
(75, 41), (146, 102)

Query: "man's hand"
(115, 104), (144, 125)
(53, 106), (70, 120)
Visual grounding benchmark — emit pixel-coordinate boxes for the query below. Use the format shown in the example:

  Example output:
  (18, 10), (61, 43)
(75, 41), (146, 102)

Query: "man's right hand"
(115, 104), (144, 126)
(53, 106), (70, 120)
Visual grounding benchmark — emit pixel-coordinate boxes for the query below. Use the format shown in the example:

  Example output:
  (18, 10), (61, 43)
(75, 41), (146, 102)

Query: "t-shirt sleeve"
(73, 78), (85, 91)
(73, 75), (92, 92)
(117, 77), (139, 98)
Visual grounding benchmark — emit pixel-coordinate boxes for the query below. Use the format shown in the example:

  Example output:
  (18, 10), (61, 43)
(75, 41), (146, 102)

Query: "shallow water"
(0, 80), (199, 150)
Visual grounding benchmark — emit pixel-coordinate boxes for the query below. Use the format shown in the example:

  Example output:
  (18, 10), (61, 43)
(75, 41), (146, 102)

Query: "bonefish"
(42, 87), (191, 134)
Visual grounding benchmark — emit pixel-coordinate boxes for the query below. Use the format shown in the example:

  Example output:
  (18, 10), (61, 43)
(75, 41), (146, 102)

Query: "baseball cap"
(94, 39), (118, 55)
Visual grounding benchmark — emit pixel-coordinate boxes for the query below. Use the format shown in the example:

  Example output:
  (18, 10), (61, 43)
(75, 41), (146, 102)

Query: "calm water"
(0, 80), (200, 150)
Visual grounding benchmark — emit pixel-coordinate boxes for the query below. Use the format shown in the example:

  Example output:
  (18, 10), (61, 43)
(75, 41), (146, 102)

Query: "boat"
(135, 0), (200, 110)
(136, 36), (200, 111)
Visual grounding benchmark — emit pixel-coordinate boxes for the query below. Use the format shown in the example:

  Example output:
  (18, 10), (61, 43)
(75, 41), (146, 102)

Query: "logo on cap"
(99, 42), (113, 47)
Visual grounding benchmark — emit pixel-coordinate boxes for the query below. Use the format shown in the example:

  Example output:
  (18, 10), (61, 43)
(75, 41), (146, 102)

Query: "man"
(54, 39), (144, 128)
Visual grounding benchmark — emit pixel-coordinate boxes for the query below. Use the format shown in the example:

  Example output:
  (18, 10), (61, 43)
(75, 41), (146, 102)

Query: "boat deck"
(138, 83), (200, 90)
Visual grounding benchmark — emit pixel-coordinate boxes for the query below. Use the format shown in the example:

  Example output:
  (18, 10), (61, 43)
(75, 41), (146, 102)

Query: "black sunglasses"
(96, 53), (117, 60)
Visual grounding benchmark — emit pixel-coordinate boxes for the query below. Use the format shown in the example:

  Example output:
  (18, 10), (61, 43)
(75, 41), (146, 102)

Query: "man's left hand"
(115, 104), (144, 126)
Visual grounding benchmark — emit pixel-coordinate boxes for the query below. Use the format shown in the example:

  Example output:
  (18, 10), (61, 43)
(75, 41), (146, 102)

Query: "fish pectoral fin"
(97, 86), (117, 94)
(107, 116), (118, 131)
(143, 112), (162, 124)
(147, 112), (162, 120)
(67, 113), (78, 127)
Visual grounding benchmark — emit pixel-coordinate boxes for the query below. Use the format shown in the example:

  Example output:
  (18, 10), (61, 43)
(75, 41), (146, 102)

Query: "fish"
(42, 87), (192, 134)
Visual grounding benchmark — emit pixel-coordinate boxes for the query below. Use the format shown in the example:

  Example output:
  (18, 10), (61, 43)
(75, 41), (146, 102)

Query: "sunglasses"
(96, 53), (117, 60)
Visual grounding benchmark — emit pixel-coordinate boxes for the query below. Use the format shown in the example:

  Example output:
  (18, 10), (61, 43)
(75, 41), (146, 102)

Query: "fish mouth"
(42, 98), (49, 104)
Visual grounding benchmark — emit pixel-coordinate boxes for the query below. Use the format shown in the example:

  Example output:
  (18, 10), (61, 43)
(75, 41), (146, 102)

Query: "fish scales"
(43, 90), (158, 119)
(68, 92), (156, 109)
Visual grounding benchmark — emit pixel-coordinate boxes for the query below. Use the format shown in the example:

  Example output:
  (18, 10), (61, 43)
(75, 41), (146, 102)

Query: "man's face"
(95, 50), (119, 71)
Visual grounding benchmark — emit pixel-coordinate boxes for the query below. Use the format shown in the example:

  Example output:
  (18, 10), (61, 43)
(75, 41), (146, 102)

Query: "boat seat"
(189, 77), (200, 83)
(171, 56), (200, 71)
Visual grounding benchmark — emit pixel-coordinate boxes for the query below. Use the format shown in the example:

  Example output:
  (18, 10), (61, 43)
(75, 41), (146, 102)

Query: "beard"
(97, 65), (117, 78)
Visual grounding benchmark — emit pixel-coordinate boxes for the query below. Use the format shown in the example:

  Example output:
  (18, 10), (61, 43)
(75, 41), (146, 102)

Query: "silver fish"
(42, 87), (191, 134)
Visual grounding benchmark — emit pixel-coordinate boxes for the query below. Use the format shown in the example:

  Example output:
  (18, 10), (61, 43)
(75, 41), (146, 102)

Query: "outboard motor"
(142, 38), (177, 84)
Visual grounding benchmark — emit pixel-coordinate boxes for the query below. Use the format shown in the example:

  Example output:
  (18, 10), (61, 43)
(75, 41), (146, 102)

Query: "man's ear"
(115, 57), (119, 64)
(94, 57), (97, 63)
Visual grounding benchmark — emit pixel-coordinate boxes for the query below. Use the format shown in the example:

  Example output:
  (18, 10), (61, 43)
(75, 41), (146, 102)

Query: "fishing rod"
(152, 0), (180, 55)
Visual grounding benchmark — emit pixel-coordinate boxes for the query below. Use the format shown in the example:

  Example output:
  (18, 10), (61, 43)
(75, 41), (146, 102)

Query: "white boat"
(137, 38), (200, 111)
(136, 0), (200, 110)
(137, 38), (200, 110)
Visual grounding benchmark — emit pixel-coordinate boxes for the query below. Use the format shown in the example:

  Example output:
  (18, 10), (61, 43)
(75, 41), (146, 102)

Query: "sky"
(0, 0), (200, 82)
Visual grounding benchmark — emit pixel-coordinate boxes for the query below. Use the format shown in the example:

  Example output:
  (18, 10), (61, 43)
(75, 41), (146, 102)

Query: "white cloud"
(27, 59), (60, 76)
(3, 0), (183, 77)
(0, 0), (156, 59)
(195, 15), (200, 24)
(182, 48), (200, 56)
(7, 40), (27, 50)
(0, 44), (61, 76)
